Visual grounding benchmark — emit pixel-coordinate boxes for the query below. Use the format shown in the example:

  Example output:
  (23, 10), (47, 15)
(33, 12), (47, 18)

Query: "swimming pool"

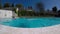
(0, 17), (60, 28)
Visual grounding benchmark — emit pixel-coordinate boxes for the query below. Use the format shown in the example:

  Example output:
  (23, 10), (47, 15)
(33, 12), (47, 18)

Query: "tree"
(52, 6), (57, 13)
(36, 2), (45, 12)
(13, 8), (16, 13)
(4, 3), (10, 8)
(11, 4), (14, 7)
(0, 0), (2, 9)
(58, 10), (60, 13)
(0, 4), (2, 9)
(28, 6), (32, 9)
(54, 10), (60, 17)
(52, 6), (58, 17)
(15, 4), (22, 8)
(58, 10), (60, 15)
(27, 6), (33, 16)
(15, 4), (23, 16)
(19, 10), (26, 16)
(36, 2), (45, 16)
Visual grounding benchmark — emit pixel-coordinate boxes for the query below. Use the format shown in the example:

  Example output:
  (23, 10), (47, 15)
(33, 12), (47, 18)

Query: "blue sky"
(1, 0), (60, 10)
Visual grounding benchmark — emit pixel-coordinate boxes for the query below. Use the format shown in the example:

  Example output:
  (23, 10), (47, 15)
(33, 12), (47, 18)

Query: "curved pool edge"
(0, 24), (60, 34)
(0, 24), (60, 28)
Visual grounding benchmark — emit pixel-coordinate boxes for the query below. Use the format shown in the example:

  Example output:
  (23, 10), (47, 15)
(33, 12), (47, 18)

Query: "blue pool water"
(0, 17), (60, 28)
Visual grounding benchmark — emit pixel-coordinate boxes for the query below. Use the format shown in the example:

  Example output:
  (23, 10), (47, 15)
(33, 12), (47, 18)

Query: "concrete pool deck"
(0, 24), (60, 34)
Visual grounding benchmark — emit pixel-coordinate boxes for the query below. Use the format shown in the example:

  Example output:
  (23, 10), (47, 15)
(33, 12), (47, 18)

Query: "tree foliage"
(4, 3), (10, 8)
(0, 4), (2, 9)
(36, 2), (44, 12)
(15, 4), (22, 8)
(52, 6), (57, 12)
(11, 4), (14, 7)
